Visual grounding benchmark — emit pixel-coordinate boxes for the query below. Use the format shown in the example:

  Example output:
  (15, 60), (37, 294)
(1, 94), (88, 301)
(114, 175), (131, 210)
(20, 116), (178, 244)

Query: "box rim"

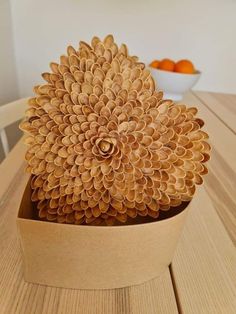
(17, 202), (190, 230)
(17, 175), (191, 230)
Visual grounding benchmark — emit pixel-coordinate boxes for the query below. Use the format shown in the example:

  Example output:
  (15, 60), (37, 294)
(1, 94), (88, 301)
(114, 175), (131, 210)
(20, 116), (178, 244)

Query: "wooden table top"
(0, 91), (236, 314)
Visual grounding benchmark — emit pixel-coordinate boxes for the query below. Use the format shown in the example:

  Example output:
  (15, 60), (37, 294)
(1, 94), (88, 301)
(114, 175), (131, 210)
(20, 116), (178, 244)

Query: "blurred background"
(1, 0), (236, 160)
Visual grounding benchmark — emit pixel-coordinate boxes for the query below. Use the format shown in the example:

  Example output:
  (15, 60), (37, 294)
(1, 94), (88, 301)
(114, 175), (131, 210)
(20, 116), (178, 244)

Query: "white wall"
(0, 0), (21, 161)
(10, 0), (236, 97)
(0, 0), (18, 103)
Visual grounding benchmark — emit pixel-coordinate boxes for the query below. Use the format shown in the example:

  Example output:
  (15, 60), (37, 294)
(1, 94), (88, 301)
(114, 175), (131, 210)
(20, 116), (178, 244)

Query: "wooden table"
(0, 91), (236, 313)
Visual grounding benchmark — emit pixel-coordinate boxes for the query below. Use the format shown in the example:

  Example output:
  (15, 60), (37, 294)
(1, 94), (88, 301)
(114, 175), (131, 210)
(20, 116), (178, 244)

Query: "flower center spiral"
(95, 137), (117, 157)
(99, 140), (112, 153)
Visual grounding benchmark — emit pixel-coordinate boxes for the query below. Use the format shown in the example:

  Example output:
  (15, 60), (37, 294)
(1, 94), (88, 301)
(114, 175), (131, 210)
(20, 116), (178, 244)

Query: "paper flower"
(20, 35), (210, 225)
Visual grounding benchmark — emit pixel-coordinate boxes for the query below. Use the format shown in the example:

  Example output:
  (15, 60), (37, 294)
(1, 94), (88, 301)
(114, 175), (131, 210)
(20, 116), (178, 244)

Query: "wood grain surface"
(185, 92), (236, 245)
(0, 91), (236, 313)
(194, 91), (236, 134)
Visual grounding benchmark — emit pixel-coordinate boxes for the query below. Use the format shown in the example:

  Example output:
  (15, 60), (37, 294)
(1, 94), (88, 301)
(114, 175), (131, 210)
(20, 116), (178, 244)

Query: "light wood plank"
(172, 92), (236, 313)
(203, 147), (236, 246)
(172, 187), (236, 313)
(194, 91), (236, 134)
(183, 92), (236, 244)
(0, 136), (25, 203)
(0, 98), (28, 130)
(0, 149), (178, 313)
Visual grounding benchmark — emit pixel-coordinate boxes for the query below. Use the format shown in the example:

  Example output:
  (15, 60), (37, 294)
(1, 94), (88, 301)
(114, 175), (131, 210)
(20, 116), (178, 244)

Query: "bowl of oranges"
(149, 59), (200, 101)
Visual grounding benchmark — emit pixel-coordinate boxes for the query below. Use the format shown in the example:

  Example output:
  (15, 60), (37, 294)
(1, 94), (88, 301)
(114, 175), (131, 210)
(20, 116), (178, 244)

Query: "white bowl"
(150, 68), (201, 101)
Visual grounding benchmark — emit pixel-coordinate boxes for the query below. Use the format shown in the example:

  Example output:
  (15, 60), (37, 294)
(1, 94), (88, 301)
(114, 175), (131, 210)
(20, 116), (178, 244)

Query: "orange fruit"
(149, 60), (159, 69)
(158, 59), (175, 72)
(174, 59), (195, 74)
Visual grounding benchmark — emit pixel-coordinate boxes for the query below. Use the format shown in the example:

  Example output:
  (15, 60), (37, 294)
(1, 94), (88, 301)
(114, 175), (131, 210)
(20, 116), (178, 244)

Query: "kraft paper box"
(17, 178), (189, 290)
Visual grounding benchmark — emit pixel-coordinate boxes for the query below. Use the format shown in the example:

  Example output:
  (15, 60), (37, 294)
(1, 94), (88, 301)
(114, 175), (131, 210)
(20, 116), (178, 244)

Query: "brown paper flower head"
(20, 35), (210, 225)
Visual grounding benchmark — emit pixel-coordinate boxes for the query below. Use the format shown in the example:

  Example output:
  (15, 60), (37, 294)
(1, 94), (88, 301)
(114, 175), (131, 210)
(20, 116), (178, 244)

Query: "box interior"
(18, 177), (36, 220)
